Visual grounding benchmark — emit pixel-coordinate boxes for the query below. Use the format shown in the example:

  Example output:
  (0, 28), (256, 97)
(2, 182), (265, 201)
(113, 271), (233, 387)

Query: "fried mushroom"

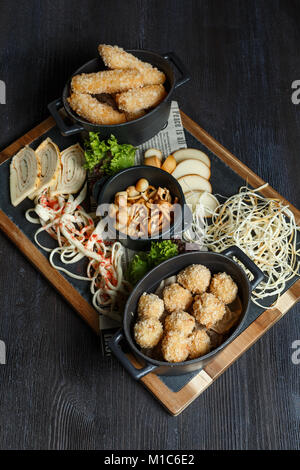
(134, 318), (163, 349)
(177, 264), (211, 294)
(163, 283), (193, 313)
(164, 311), (195, 336)
(192, 292), (226, 328)
(161, 331), (190, 363)
(137, 292), (164, 320)
(209, 272), (238, 304)
(188, 329), (211, 359)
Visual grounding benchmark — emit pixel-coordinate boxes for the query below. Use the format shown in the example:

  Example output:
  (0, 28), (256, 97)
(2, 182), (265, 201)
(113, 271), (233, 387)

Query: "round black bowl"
(48, 50), (190, 145)
(109, 247), (265, 378)
(93, 165), (191, 251)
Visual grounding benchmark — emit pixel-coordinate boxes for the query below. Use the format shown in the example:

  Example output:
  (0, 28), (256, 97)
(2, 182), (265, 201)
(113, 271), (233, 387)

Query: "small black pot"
(48, 50), (190, 145)
(109, 246), (264, 378)
(93, 165), (191, 251)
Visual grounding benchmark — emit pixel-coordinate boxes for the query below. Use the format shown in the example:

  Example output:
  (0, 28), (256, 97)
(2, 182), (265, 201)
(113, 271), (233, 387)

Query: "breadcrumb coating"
(177, 264), (211, 294)
(192, 292), (226, 328)
(163, 283), (193, 313)
(115, 85), (167, 113)
(71, 69), (143, 95)
(161, 331), (190, 363)
(125, 109), (146, 121)
(98, 44), (166, 86)
(164, 311), (195, 336)
(67, 93), (126, 125)
(188, 329), (211, 359)
(134, 318), (163, 348)
(138, 293), (164, 320)
(210, 272), (238, 304)
(211, 305), (241, 334)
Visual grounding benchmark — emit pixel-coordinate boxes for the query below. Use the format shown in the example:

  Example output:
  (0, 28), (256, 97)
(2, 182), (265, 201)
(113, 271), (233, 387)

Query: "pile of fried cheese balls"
(134, 264), (238, 363)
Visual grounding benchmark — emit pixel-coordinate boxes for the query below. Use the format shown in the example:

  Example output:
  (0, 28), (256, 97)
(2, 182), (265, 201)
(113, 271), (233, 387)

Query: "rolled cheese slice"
(51, 143), (86, 195)
(29, 138), (61, 198)
(10, 146), (40, 206)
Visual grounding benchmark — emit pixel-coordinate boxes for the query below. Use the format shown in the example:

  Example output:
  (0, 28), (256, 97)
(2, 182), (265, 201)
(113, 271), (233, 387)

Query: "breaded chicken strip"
(71, 69), (143, 95)
(98, 44), (166, 86)
(67, 93), (126, 125)
(125, 109), (146, 121)
(116, 84), (167, 113)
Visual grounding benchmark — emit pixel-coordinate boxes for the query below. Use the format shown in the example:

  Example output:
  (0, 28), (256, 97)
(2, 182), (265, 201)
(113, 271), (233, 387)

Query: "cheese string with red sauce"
(25, 183), (130, 322)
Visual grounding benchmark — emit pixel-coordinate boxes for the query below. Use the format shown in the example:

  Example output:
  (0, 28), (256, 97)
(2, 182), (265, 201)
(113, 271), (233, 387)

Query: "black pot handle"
(92, 176), (110, 202)
(109, 330), (158, 380)
(222, 246), (265, 291)
(163, 52), (190, 89)
(48, 98), (84, 136)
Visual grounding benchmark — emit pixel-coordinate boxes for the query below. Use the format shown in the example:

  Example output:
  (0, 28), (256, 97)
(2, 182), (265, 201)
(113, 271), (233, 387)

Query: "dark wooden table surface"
(0, 0), (299, 450)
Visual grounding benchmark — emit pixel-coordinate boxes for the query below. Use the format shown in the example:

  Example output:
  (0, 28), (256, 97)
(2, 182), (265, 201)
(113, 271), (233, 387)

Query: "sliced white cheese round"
(172, 158), (210, 180)
(173, 148), (210, 168)
(178, 174), (212, 194)
(184, 191), (219, 218)
(198, 192), (219, 217)
(184, 190), (203, 208)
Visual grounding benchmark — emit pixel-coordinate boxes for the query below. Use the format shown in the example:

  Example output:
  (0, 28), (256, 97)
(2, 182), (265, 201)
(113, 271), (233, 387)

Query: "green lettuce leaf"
(147, 240), (179, 268)
(83, 132), (108, 170)
(126, 253), (149, 285)
(126, 241), (179, 285)
(84, 133), (135, 174)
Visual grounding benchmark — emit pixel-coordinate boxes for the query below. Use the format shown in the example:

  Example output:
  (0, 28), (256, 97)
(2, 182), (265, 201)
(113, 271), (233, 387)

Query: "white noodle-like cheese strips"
(10, 146), (40, 206)
(51, 144), (86, 196)
(29, 138), (61, 199)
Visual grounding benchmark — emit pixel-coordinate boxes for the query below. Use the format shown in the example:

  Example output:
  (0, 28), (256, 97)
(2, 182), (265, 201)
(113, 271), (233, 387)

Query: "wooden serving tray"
(0, 112), (299, 416)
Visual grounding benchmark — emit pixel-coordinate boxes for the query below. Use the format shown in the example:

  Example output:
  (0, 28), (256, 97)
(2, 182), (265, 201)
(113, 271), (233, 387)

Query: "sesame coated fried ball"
(188, 329), (211, 359)
(164, 311), (195, 336)
(134, 318), (163, 349)
(163, 283), (193, 313)
(177, 264), (211, 294)
(210, 272), (238, 304)
(138, 293), (164, 320)
(161, 331), (190, 363)
(192, 292), (226, 329)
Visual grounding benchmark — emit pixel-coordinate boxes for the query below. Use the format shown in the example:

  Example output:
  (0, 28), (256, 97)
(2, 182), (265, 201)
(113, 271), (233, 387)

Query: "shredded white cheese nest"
(25, 183), (130, 323)
(184, 184), (300, 308)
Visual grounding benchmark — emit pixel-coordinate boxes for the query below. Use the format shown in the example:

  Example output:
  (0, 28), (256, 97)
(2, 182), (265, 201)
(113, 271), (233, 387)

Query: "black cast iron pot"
(48, 50), (190, 145)
(109, 246), (264, 378)
(93, 165), (191, 251)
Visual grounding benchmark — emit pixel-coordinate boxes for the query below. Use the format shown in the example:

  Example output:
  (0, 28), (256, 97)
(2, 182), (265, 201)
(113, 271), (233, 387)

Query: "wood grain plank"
(1, 108), (299, 416)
